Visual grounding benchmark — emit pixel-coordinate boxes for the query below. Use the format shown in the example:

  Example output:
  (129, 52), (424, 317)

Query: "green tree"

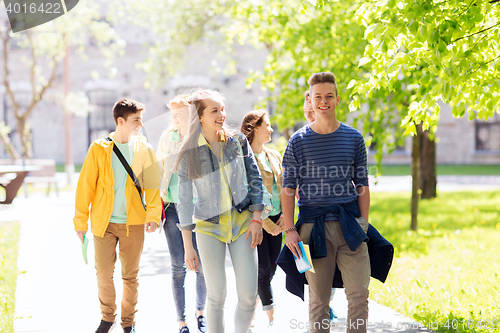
(125, 0), (499, 230)
(351, 0), (500, 228)
(126, 0), (408, 159)
(0, 0), (124, 159)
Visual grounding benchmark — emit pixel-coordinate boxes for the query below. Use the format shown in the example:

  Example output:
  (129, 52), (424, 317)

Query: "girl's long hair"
(174, 88), (235, 180)
(240, 110), (267, 145)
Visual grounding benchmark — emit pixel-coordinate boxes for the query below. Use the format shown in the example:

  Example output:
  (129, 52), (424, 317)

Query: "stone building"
(1, 19), (499, 166)
(369, 103), (500, 165)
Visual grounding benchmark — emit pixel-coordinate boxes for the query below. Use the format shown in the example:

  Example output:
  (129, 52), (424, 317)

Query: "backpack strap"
(106, 137), (145, 210)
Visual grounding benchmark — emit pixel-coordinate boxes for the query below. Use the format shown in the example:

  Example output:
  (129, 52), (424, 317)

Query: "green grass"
(56, 164), (82, 172)
(370, 191), (500, 332)
(368, 164), (500, 176)
(0, 221), (20, 333)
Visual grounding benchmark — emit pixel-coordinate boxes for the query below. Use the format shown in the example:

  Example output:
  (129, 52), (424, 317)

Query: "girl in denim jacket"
(174, 89), (264, 333)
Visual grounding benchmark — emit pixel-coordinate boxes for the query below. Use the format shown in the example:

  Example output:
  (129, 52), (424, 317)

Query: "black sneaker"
(95, 320), (115, 333)
(123, 326), (136, 333)
(196, 315), (207, 333)
(179, 327), (190, 333)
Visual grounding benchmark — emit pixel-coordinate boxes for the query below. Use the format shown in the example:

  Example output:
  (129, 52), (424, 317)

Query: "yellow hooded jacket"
(74, 134), (162, 238)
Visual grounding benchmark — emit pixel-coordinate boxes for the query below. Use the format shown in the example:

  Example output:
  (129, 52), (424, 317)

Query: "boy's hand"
(76, 230), (86, 243)
(286, 230), (302, 258)
(145, 222), (158, 233)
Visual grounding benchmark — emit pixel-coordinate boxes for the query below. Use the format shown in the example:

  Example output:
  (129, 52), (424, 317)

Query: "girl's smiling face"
(199, 98), (226, 134)
(254, 115), (273, 145)
(170, 105), (189, 132)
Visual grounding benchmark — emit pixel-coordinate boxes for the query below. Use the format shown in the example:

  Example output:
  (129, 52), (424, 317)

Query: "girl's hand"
(269, 225), (283, 236)
(276, 215), (285, 229)
(245, 221), (263, 248)
(184, 246), (200, 272)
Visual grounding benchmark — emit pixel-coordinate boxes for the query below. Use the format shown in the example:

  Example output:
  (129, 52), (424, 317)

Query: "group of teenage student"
(74, 71), (371, 333)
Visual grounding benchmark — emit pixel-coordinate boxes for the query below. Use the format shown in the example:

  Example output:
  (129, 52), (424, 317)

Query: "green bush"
(0, 221), (20, 333)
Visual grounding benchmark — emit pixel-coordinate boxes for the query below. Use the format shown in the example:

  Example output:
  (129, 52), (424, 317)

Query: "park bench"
(0, 159), (59, 197)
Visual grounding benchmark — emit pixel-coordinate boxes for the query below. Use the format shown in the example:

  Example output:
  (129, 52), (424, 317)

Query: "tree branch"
(484, 54), (500, 65)
(27, 30), (37, 105)
(450, 22), (500, 44)
(22, 56), (58, 122)
(1, 20), (22, 159)
(468, 54), (500, 75)
(0, 122), (21, 160)
(1, 22), (20, 120)
(457, 0), (477, 16)
(470, 34), (488, 51)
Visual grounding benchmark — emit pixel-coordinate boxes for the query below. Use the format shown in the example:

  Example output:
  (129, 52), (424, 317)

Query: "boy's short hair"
(113, 98), (145, 124)
(308, 72), (338, 96)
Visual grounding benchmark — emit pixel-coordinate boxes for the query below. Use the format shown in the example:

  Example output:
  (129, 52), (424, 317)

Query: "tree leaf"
(358, 57), (372, 67)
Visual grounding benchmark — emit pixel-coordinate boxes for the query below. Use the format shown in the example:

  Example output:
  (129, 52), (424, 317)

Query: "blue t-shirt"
(110, 139), (134, 224)
(282, 123), (368, 221)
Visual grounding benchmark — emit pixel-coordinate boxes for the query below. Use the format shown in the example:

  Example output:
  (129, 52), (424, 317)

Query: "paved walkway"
(5, 174), (495, 333)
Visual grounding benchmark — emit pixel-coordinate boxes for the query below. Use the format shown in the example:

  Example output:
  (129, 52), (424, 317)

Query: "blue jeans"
(196, 232), (258, 333)
(163, 203), (206, 322)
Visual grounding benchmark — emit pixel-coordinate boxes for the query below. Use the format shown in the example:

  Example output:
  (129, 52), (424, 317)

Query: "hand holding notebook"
(293, 241), (315, 273)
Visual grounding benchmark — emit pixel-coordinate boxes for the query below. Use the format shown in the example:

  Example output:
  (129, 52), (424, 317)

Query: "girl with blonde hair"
(156, 95), (207, 333)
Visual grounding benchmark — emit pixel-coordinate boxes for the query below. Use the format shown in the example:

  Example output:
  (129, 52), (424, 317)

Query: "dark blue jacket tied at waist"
(276, 201), (394, 300)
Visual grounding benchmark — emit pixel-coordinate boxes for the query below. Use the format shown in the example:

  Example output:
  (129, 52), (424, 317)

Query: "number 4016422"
(5, 2), (62, 14)
(434, 319), (499, 330)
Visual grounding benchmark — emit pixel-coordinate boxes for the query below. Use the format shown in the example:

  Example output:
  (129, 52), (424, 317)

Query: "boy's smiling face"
(118, 110), (144, 138)
(310, 82), (340, 117)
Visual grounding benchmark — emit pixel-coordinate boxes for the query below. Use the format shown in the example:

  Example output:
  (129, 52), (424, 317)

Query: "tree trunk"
(410, 124), (422, 231)
(0, 123), (21, 159)
(16, 117), (33, 159)
(420, 130), (437, 199)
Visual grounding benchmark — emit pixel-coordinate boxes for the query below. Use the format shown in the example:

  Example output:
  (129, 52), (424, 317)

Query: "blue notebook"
(293, 241), (315, 273)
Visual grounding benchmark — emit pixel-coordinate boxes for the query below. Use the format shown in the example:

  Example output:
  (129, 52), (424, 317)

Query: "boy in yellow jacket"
(74, 98), (161, 333)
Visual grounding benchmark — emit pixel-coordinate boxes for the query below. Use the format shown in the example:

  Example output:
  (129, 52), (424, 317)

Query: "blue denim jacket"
(277, 201), (394, 300)
(177, 132), (264, 230)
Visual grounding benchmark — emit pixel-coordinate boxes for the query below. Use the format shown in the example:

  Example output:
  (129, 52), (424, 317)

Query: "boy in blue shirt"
(282, 72), (370, 333)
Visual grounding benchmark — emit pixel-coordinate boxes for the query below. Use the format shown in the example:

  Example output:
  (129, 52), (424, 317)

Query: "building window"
(88, 89), (117, 144)
(476, 118), (500, 151)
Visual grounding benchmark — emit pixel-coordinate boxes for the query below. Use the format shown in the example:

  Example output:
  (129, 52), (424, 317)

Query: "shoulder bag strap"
(106, 137), (145, 210)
